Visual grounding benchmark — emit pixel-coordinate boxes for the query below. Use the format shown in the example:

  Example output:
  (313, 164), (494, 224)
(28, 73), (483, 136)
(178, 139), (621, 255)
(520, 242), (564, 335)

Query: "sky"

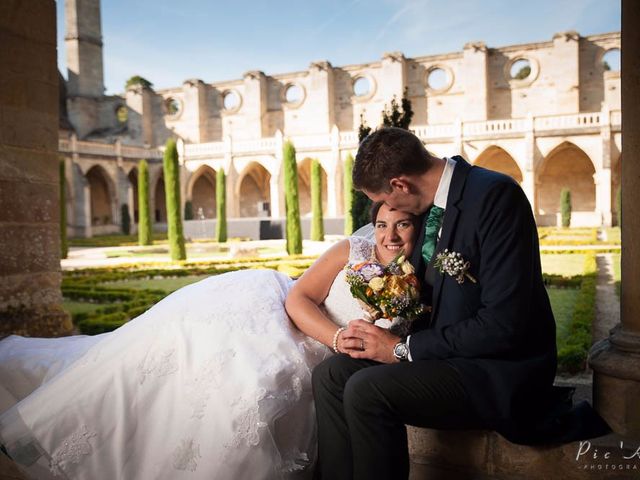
(56, 0), (621, 95)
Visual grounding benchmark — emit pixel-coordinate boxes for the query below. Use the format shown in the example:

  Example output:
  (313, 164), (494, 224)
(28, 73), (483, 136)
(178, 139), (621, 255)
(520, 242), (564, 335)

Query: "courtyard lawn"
(63, 300), (107, 317)
(604, 227), (621, 244)
(612, 253), (621, 297)
(104, 275), (210, 293)
(540, 254), (585, 276)
(69, 233), (168, 248)
(547, 287), (580, 341)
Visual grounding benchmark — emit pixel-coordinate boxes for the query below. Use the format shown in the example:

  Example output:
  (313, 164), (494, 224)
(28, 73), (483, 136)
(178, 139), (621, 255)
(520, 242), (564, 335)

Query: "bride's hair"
(370, 201), (419, 225)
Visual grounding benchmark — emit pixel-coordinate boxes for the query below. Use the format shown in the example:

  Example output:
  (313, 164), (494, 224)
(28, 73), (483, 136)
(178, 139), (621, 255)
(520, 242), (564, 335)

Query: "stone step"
(408, 428), (640, 480)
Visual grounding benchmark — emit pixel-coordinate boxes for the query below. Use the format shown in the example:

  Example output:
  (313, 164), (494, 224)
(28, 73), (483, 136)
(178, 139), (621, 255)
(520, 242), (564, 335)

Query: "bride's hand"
(343, 319), (401, 363)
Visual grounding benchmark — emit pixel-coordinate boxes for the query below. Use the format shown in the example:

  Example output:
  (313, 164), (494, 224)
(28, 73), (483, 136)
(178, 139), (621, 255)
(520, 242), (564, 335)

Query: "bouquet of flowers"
(344, 252), (427, 337)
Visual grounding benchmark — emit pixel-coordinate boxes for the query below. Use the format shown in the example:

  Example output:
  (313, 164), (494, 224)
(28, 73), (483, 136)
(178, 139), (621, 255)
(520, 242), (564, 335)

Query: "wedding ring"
(360, 340), (365, 350)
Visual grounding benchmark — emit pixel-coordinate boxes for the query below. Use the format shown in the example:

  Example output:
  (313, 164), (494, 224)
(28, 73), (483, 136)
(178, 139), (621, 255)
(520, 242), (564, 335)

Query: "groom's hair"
(353, 127), (434, 193)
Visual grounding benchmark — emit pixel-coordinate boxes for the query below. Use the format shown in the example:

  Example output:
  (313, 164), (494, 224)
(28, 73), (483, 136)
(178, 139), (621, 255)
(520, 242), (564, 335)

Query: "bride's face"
(373, 204), (418, 264)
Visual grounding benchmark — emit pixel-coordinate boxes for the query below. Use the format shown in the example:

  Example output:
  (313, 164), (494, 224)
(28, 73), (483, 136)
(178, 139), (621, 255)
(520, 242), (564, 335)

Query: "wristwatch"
(393, 341), (409, 362)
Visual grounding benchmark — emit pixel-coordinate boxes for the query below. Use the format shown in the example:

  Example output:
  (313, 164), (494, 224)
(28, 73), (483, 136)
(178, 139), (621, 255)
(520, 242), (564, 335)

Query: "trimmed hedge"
(138, 159), (153, 246)
(310, 159), (324, 241)
(343, 153), (354, 235)
(283, 141), (302, 255)
(216, 169), (227, 243)
(60, 159), (68, 259)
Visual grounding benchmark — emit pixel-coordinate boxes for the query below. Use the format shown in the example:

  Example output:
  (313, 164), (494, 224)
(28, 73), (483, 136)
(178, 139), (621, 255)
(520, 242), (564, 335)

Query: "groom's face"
(364, 179), (429, 216)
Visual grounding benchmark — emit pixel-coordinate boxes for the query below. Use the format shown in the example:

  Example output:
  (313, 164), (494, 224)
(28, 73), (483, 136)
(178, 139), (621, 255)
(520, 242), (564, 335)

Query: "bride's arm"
(285, 239), (360, 353)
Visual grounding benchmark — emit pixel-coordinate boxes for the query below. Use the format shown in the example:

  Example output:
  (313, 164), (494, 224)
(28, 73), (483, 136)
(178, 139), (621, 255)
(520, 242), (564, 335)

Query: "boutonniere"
(434, 249), (477, 284)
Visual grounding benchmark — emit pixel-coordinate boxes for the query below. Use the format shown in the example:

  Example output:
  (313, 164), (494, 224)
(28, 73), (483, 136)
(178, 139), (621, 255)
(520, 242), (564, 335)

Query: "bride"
(0, 203), (419, 480)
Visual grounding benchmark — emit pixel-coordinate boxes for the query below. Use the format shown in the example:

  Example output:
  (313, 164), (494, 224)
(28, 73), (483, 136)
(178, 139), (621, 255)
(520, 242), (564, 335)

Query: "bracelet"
(332, 327), (347, 354)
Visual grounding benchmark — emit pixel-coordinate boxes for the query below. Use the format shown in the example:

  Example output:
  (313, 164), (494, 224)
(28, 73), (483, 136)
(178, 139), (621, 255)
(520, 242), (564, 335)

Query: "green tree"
(125, 75), (153, 90)
(163, 139), (186, 260)
(59, 159), (68, 259)
(283, 141), (303, 255)
(382, 87), (414, 130)
(343, 153), (354, 235)
(560, 188), (572, 228)
(616, 185), (621, 227)
(184, 200), (194, 220)
(138, 159), (153, 246)
(120, 204), (131, 235)
(215, 169), (227, 243)
(350, 115), (374, 231)
(310, 159), (324, 241)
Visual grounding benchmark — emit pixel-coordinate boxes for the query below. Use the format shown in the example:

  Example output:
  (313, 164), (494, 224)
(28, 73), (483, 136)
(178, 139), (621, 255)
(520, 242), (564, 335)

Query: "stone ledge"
(408, 427), (639, 480)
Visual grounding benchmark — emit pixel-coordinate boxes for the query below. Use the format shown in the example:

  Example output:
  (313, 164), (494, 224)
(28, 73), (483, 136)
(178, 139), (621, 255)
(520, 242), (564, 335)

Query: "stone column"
(460, 43), (488, 121)
(521, 114), (536, 210)
(0, 0), (72, 336)
(270, 130), (285, 218)
(589, 0), (640, 437)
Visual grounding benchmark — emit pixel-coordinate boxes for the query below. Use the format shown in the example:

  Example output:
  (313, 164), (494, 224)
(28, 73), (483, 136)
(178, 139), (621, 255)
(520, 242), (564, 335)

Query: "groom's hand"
(343, 320), (401, 364)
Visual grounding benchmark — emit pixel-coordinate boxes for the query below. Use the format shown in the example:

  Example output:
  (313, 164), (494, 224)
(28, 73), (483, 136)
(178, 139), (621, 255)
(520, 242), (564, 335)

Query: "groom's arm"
(408, 180), (544, 360)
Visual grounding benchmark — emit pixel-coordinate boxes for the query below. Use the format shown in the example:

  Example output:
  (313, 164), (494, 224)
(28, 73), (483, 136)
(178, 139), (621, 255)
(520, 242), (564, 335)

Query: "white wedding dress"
(0, 237), (376, 480)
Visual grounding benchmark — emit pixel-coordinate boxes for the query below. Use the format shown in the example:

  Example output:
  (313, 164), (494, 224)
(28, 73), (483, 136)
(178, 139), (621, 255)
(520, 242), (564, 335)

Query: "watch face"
(394, 342), (408, 360)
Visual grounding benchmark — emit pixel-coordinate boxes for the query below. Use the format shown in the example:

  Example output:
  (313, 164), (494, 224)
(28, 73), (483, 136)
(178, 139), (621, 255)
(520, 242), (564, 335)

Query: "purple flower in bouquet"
(357, 262), (385, 282)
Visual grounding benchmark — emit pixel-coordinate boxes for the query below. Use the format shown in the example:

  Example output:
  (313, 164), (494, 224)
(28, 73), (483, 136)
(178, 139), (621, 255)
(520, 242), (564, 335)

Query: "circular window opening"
(164, 97), (181, 116)
(223, 91), (240, 111)
(285, 84), (303, 104)
(427, 68), (450, 90)
(602, 48), (620, 72)
(353, 77), (371, 97)
(115, 105), (128, 124)
(509, 59), (531, 80)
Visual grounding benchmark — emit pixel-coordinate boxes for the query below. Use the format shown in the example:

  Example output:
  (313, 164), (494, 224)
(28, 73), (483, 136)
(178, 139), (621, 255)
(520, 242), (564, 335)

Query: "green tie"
(422, 205), (445, 264)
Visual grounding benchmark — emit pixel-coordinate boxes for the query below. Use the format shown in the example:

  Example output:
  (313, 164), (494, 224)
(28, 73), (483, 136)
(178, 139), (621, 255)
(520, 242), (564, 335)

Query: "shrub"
(283, 141), (302, 255)
(125, 75), (153, 90)
(310, 159), (324, 241)
(343, 153), (354, 235)
(163, 139), (186, 260)
(216, 169), (227, 243)
(184, 201), (194, 220)
(560, 188), (571, 228)
(138, 159), (153, 246)
(121, 204), (131, 235)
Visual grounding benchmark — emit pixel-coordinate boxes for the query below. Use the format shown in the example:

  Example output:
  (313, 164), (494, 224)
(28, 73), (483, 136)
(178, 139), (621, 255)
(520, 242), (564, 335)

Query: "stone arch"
(86, 165), (115, 226)
(537, 142), (596, 216)
(127, 168), (139, 223)
(297, 157), (328, 216)
(473, 146), (523, 183)
(154, 174), (167, 223)
(237, 162), (271, 217)
(188, 166), (217, 219)
(612, 153), (622, 225)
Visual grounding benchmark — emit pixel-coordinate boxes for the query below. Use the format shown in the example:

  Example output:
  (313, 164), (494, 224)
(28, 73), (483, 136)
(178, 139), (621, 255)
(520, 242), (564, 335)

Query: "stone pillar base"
(589, 328), (640, 438)
(0, 305), (73, 338)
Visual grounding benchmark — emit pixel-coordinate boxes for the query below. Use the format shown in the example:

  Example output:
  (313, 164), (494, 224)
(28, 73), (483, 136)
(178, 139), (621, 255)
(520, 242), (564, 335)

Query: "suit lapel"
(430, 156), (473, 322)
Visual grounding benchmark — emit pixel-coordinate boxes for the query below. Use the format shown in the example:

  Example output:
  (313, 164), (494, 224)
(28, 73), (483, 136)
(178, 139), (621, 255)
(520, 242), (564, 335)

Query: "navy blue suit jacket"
(408, 157), (608, 443)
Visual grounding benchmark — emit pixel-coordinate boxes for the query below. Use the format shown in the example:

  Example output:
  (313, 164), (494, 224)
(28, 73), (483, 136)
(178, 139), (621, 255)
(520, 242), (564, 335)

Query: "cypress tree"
(59, 159), (68, 259)
(343, 153), (354, 235)
(184, 200), (194, 220)
(138, 159), (153, 245)
(121, 204), (131, 235)
(215, 168), (227, 243)
(310, 159), (324, 241)
(560, 188), (572, 228)
(283, 141), (303, 255)
(351, 115), (373, 231)
(163, 138), (187, 260)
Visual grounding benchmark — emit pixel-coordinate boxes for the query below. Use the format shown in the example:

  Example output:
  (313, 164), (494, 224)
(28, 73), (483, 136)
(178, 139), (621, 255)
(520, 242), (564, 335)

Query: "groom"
(311, 127), (609, 480)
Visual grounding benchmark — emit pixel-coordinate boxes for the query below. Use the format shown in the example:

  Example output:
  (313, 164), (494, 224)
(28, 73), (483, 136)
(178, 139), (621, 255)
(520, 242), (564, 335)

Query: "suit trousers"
(312, 354), (485, 480)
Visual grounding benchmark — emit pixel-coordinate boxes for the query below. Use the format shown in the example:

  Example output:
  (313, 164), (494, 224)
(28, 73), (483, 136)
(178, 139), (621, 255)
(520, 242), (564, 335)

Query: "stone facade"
(60, 0), (621, 236)
(0, 0), (72, 337)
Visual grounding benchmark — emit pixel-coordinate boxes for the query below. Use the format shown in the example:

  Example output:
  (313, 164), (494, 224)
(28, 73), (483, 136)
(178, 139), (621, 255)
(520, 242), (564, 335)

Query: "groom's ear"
(389, 177), (412, 194)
